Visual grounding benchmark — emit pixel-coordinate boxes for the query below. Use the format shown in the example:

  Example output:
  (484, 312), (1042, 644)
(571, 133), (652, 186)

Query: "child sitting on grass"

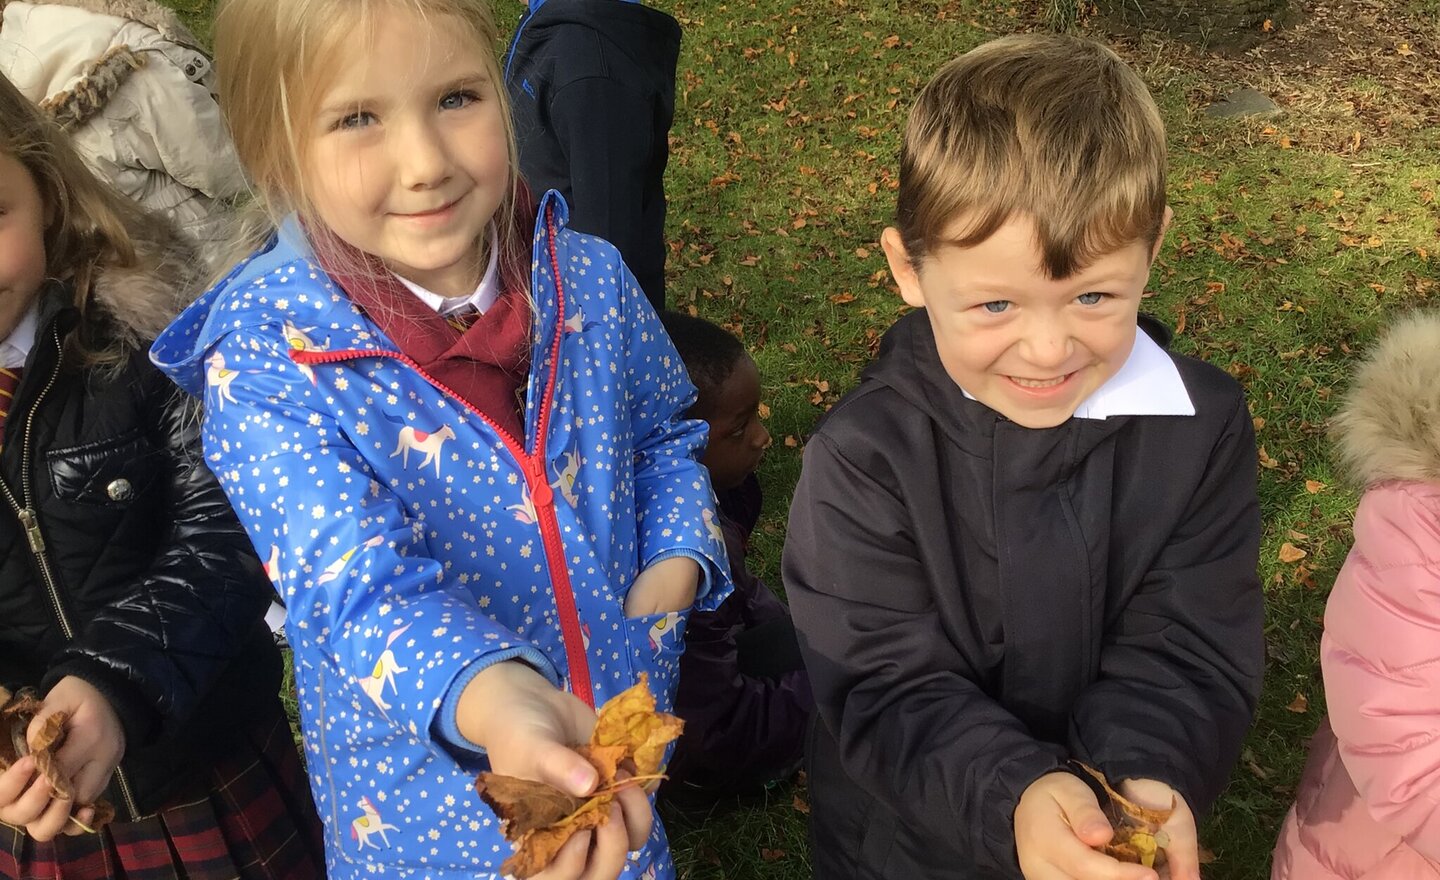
(659, 311), (813, 807)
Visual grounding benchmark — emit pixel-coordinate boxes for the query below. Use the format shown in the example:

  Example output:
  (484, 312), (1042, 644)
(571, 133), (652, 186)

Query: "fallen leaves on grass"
(1077, 764), (1174, 869)
(474, 674), (683, 879)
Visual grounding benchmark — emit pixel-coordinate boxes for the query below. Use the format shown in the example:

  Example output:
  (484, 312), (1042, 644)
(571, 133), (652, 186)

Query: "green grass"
(159, 1), (1436, 877)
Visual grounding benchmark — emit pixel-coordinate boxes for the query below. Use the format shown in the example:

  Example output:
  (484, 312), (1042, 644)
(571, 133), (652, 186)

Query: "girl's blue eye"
(1077, 291), (1107, 305)
(439, 90), (478, 111)
(336, 111), (375, 131)
(982, 300), (1011, 314)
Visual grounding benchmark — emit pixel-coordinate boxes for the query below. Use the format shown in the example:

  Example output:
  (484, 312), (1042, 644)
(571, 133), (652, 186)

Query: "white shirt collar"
(0, 300), (41, 370)
(961, 329), (1195, 420)
(395, 226), (501, 317)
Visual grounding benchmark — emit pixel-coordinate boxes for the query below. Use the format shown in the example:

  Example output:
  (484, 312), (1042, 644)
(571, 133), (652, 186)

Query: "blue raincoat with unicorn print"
(150, 193), (731, 880)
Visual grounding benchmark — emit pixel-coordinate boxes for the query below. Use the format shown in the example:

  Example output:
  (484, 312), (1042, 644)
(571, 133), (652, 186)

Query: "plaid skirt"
(0, 715), (324, 880)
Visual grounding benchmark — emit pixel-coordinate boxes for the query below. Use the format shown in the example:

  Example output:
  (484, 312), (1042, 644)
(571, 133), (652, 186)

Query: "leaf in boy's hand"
(1076, 764), (1175, 869)
(475, 674), (683, 877)
(474, 773), (584, 836)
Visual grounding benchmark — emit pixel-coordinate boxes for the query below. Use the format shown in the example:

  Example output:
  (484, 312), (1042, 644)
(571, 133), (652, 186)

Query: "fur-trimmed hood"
(81, 217), (201, 360)
(1, 0), (201, 47)
(1331, 311), (1440, 486)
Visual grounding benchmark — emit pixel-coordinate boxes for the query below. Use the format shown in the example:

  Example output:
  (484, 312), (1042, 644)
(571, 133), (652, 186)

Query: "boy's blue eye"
(439, 90), (478, 111)
(1077, 291), (1107, 305)
(982, 300), (1011, 314)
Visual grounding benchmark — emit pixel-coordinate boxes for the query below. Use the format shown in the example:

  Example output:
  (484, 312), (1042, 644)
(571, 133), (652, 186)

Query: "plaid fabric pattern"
(0, 716), (324, 880)
(0, 367), (21, 447)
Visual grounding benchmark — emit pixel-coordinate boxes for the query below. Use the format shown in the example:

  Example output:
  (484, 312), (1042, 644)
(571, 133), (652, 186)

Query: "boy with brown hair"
(784, 34), (1264, 880)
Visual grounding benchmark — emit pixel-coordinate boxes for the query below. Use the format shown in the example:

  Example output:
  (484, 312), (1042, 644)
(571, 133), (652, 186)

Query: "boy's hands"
(458, 661), (652, 880)
(622, 557), (699, 619)
(35, 676), (125, 805)
(1014, 773), (1159, 880)
(1117, 779), (1201, 880)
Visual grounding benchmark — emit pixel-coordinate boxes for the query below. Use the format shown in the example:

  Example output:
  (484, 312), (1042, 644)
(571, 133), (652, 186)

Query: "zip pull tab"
(523, 457), (553, 509)
(17, 508), (45, 553)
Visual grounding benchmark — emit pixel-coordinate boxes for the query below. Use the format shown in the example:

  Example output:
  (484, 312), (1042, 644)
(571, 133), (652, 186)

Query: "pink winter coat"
(1273, 312), (1440, 880)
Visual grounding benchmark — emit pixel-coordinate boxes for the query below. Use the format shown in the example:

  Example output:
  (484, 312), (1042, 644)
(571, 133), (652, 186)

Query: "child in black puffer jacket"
(0, 71), (323, 880)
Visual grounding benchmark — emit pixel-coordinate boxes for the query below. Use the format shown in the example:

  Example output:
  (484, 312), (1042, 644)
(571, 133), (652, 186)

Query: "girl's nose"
(397, 123), (450, 190)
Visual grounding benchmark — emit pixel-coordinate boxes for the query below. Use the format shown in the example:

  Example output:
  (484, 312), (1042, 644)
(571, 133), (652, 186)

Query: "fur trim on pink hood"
(1273, 311), (1440, 880)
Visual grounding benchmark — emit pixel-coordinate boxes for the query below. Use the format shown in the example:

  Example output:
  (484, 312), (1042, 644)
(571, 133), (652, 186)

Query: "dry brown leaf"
(0, 689), (112, 828)
(1304, 480), (1327, 494)
(502, 796), (611, 879)
(1286, 692), (1310, 713)
(474, 774), (583, 837)
(1278, 542), (1308, 563)
(1077, 764), (1174, 869)
(574, 743), (629, 784)
(479, 674), (684, 878)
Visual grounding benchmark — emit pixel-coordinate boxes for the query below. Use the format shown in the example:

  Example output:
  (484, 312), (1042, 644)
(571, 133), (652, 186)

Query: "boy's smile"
(882, 211), (1169, 428)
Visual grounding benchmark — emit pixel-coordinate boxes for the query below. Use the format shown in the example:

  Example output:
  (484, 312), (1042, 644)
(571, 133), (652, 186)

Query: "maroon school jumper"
(316, 245), (531, 437)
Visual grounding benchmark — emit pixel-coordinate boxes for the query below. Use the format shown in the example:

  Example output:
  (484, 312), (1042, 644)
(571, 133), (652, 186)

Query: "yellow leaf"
(1278, 542), (1307, 563)
(757, 402), (772, 419)
(1304, 480), (1326, 494)
(1397, 42), (1415, 56)
(1258, 446), (1279, 469)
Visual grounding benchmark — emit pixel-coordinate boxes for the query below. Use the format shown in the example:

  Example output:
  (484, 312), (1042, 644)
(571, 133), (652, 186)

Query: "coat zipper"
(291, 209), (596, 708)
(0, 327), (141, 819)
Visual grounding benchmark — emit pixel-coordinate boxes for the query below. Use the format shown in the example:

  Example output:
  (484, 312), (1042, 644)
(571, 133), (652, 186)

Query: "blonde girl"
(0, 72), (323, 879)
(149, 2), (731, 879)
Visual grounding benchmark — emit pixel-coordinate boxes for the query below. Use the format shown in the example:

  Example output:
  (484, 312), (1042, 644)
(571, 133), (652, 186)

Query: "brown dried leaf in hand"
(474, 773), (584, 837)
(501, 796), (611, 879)
(476, 674), (685, 877)
(1077, 764), (1175, 869)
(575, 743), (629, 783)
(589, 673), (684, 776)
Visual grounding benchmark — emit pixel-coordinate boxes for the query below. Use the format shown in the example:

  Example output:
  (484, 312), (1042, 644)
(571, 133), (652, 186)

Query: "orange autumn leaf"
(1077, 764), (1175, 869)
(476, 674), (684, 878)
(1278, 542), (1308, 563)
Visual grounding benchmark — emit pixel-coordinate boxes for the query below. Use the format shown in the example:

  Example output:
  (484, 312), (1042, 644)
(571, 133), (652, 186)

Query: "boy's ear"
(1149, 206), (1174, 266)
(881, 227), (925, 309)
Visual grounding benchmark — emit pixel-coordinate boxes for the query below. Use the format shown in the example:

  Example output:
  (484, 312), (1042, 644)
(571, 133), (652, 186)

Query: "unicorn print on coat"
(350, 796), (399, 851)
(317, 535), (386, 585)
(282, 320), (325, 384)
(551, 449), (581, 506)
(150, 193), (731, 880)
(383, 411), (457, 477)
(205, 352), (242, 409)
(359, 623), (412, 712)
(647, 611), (683, 655)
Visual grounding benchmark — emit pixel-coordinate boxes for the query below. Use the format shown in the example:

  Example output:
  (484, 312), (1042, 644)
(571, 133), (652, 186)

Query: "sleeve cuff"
(433, 645), (560, 756)
(645, 548), (719, 607)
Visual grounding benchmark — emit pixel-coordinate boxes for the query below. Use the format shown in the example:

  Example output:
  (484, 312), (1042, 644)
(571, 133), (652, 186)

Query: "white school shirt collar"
(394, 225), (501, 316)
(0, 301), (41, 370)
(959, 328), (1196, 419)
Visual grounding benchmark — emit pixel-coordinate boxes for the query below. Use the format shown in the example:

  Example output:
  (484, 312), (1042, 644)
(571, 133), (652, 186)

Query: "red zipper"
(290, 209), (595, 707)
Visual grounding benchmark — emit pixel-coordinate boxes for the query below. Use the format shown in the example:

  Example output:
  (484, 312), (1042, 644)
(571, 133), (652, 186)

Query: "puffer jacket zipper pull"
(17, 507), (44, 553)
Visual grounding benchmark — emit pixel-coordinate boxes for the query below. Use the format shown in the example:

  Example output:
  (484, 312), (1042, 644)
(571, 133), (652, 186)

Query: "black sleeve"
(784, 434), (1067, 875)
(546, 77), (662, 300)
(1068, 396), (1264, 816)
(43, 366), (274, 748)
